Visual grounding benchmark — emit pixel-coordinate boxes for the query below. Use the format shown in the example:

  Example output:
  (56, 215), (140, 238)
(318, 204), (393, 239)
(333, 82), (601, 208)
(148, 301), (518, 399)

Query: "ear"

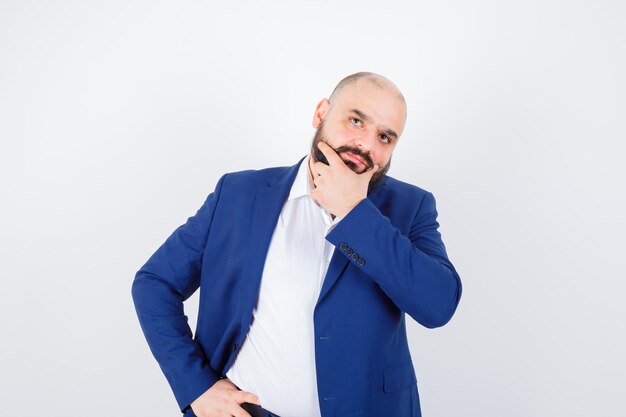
(312, 98), (330, 128)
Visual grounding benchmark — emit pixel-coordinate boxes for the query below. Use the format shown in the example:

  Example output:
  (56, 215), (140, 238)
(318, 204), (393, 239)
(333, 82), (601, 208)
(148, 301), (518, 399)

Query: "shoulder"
(381, 175), (432, 206)
(217, 164), (291, 192)
(377, 176), (441, 224)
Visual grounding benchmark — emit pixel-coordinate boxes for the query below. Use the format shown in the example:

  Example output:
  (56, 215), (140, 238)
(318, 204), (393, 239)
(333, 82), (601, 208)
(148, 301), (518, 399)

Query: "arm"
(325, 191), (462, 328)
(131, 174), (226, 412)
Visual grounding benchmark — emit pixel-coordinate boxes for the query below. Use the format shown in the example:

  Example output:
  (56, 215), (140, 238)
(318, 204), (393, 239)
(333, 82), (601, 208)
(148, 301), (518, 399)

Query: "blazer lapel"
(240, 156), (305, 305)
(316, 177), (389, 305)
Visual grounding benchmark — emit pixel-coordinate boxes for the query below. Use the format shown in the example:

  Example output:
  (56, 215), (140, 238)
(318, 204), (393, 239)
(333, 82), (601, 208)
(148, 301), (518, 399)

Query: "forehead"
(331, 80), (406, 135)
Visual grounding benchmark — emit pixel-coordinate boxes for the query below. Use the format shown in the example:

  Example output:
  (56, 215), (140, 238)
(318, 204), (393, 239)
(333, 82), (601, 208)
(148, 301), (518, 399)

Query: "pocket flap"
(383, 361), (417, 393)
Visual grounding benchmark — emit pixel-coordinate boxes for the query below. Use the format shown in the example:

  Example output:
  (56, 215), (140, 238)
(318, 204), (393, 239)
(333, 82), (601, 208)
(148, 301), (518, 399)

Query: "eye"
(350, 117), (362, 127)
(380, 134), (390, 143)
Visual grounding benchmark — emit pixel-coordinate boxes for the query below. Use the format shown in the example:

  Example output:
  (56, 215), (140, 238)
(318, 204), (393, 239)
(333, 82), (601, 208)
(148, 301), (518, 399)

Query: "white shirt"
(226, 155), (341, 417)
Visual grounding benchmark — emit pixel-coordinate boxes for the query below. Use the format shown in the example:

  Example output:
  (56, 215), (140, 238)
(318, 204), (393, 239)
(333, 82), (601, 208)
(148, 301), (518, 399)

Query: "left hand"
(310, 141), (379, 219)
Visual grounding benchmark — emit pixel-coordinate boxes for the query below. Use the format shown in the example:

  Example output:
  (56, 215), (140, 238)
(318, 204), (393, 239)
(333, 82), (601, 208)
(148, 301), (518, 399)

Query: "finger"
(312, 161), (329, 176)
(317, 142), (345, 167)
(232, 390), (261, 406)
(230, 404), (253, 417)
(312, 173), (326, 187)
(360, 164), (379, 179)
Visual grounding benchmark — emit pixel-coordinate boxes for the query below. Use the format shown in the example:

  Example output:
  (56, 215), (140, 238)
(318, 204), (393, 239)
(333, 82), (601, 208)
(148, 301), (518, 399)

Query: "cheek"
(326, 127), (352, 147)
(377, 152), (392, 167)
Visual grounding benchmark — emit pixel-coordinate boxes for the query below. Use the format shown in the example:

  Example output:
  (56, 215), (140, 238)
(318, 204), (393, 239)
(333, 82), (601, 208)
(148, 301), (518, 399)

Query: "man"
(132, 72), (462, 417)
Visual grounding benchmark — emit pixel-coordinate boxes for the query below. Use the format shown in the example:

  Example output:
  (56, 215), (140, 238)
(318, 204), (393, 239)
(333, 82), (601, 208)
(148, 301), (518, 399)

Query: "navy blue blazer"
(132, 156), (462, 416)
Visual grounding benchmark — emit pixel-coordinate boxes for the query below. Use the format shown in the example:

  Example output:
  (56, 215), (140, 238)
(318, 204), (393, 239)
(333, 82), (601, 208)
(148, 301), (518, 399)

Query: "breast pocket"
(383, 360), (417, 393)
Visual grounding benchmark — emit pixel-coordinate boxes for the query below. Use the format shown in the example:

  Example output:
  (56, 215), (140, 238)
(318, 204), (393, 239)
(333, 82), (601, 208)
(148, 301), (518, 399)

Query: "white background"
(1, 1), (625, 416)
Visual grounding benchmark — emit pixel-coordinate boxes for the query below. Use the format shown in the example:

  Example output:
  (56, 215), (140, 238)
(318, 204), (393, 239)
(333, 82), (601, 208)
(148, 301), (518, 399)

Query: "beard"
(310, 119), (391, 193)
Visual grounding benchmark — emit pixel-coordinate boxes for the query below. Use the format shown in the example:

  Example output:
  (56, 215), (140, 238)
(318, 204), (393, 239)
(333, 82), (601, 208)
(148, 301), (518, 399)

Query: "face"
(310, 79), (406, 191)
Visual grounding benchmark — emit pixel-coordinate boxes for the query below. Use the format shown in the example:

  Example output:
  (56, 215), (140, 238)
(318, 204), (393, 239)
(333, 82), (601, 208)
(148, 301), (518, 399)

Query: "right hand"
(190, 378), (261, 417)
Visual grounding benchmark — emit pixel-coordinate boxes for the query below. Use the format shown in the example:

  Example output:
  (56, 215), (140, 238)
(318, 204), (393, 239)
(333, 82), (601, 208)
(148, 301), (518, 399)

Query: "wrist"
(336, 198), (364, 219)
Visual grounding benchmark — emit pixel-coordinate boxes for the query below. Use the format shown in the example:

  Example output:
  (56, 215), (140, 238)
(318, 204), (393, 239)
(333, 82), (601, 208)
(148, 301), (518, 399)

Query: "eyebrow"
(350, 108), (398, 140)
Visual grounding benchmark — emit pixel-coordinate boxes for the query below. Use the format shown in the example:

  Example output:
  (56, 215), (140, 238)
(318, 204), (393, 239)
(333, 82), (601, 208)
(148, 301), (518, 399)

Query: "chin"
(340, 158), (364, 174)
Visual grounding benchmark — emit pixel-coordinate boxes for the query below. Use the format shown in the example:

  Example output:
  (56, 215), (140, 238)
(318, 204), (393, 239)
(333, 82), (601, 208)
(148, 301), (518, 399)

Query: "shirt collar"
(287, 154), (314, 201)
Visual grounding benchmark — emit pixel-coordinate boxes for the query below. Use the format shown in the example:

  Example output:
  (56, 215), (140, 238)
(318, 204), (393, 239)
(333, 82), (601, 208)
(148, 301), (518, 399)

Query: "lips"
(344, 152), (366, 166)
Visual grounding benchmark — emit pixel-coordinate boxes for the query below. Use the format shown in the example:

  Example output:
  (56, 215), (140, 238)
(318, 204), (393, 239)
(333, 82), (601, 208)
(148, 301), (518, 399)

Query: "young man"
(132, 72), (463, 417)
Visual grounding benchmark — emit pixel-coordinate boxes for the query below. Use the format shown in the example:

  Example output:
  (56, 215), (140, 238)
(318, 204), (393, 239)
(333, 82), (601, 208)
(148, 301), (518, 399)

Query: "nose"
(354, 130), (377, 153)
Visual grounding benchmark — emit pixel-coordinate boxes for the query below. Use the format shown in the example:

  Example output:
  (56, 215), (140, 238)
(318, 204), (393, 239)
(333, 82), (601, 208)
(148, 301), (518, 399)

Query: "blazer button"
(340, 243), (348, 251)
(351, 253), (359, 260)
(357, 258), (365, 266)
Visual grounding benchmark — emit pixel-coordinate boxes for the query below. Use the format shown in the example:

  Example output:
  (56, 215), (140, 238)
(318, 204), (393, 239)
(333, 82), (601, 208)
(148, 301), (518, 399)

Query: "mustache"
(313, 144), (374, 169)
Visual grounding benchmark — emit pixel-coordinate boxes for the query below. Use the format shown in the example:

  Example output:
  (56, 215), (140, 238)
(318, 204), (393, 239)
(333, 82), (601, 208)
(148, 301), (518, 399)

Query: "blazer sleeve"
(131, 174), (226, 412)
(325, 191), (462, 328)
